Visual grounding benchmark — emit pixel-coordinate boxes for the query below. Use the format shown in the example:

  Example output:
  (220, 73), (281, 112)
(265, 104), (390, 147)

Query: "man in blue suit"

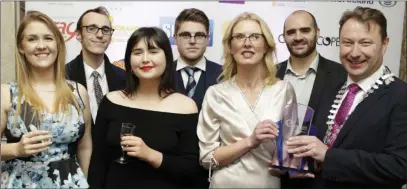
(173, 8), (222, 111)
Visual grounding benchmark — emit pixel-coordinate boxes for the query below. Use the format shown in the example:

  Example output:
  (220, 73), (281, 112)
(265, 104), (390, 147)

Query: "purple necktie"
(327, 83), (361, 147)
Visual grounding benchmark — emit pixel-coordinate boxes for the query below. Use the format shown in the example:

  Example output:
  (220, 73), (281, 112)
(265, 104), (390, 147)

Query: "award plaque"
(270, 103), (315, 174)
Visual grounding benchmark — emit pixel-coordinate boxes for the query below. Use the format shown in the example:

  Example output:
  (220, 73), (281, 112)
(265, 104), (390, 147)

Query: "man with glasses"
(173, 8), (222, 111)
(66, 6), (125, 124)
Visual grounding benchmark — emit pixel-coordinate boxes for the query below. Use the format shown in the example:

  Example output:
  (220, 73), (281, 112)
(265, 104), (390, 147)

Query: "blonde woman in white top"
(197, 12), (297, 188)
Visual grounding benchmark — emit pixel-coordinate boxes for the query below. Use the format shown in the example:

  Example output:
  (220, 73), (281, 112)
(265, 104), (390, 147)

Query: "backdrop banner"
(26, 1), (405, 76)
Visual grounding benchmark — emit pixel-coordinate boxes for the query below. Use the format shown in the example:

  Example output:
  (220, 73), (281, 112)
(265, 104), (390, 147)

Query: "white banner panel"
(25, 1), (405, 76)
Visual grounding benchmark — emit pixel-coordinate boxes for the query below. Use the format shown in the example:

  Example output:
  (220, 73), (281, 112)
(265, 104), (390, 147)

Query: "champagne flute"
(116, 123), (136, 164)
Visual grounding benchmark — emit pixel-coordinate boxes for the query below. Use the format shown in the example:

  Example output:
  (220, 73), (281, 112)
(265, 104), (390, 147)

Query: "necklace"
(232, 77), (264, 121)
(322, 66), (395, 145)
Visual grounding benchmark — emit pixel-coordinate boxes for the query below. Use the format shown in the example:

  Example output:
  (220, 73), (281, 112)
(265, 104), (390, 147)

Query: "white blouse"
(197, 78), (298, 188)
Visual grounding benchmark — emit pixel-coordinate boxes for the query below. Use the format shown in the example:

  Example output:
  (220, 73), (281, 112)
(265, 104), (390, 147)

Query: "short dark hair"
(339, 6), (387, 41)
(174, 8), (210, 35)
(76, 6), (111, 31)
(122, 27), (175, 98)
(283, 10), (319, 32)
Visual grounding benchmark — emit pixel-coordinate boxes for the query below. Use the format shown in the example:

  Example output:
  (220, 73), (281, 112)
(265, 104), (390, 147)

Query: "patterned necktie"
(327, 83), (361, 147)
(92, 71), (103, 106)
(184, 67), (200, 98)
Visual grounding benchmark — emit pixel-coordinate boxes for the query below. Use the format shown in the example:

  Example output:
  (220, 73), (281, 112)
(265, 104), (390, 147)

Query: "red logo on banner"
(112, 59), (126, 70)
(55, 21), (76, 42)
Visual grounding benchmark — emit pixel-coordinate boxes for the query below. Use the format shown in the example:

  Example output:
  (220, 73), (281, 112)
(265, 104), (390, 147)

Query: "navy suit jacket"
(312, 77), (407, 188)
(173, 58), (222, 111)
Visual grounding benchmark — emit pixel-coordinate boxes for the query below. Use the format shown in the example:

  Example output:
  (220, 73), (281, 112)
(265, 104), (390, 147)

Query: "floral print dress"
(1, 81), (89, 188)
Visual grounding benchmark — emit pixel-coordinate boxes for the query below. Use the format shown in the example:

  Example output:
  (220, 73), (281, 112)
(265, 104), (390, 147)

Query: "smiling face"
(77, 12), (112, 55)
(19, 21), (58, 70)
(230, 20), (267, 66)
(339, 18), (389, 82)
(283, 12), (319, 58)
(130, 38), (167, 80)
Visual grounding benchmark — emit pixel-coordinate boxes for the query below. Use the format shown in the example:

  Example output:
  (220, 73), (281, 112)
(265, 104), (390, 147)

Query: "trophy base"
(270, 165), (312, 174)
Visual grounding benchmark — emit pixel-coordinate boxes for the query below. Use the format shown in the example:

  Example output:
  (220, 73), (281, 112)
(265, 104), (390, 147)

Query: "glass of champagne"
(116, 123), (136, 164)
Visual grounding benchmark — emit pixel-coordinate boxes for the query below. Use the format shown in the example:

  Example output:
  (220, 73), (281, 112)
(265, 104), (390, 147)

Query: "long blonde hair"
(14, 11), (79, 125)
(218, 12), (279, 85)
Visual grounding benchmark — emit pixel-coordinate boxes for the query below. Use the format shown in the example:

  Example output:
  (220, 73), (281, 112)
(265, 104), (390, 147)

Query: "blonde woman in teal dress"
(0, 11), (92, 188)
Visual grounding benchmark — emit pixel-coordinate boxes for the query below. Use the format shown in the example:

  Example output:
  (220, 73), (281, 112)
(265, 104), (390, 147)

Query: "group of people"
(1, 4), (406, 189)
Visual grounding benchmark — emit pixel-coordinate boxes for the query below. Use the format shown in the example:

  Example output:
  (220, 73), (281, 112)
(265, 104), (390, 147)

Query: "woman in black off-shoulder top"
(87, 27), (202, 188)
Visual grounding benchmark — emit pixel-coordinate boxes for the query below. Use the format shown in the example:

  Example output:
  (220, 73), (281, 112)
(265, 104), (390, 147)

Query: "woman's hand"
(248, 119), (279, 148)
(16, 130), (52, 157)
(121, 136), (153, 161)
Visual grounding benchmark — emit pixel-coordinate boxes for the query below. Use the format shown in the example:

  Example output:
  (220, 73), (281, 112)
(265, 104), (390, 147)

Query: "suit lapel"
(173, 61), (186, 93)
(70, 54), (87, 89)
(332, 85), (388, 148)
(104, 56), (119, 91)
(204, 59), (215, 92)
(276, 61), (287, 80)
(308, 56), (329, 113)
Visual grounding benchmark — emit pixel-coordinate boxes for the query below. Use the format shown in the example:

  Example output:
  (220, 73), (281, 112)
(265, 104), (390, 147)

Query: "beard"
(287, 37), (317, 58)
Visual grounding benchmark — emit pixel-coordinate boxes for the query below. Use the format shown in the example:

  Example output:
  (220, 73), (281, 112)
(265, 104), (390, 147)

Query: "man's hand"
(286, 136), (328, 162)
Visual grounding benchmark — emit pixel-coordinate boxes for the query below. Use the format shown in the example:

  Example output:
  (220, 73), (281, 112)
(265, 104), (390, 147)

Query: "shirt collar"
(84, 61), (106, 80)
(346, 64), (385, 93)
(286, 53), (319, 76)
(176, 56), (206, 71)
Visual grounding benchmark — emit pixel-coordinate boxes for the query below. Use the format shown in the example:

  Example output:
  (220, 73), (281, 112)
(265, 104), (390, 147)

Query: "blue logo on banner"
(159, 17), (214, 46)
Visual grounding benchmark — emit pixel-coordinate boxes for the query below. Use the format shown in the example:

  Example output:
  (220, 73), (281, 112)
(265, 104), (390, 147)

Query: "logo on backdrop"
(331, 1), (373, 4)
(277, 34), (340, 47)
(55, 21), (76, 42)
(109, 15), (140, 43)
(379, 1), (397, 7)
(159, 17), (214, 46)
(219, 0), (245, 4)
(113, 59), (125, 70)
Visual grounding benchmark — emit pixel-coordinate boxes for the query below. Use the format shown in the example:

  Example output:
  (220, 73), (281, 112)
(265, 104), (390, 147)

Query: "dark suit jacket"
(173, 58), (222, 111)
(65, 51), (126, 92)
(173, 58), (221, 188)
(276, 55), (347, 120)
(277, 55), (347, 188)
(311, 77), (407, 188)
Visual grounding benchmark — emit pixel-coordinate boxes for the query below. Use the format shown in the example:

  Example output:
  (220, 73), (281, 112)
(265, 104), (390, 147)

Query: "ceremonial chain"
(322, 66), (395, 145)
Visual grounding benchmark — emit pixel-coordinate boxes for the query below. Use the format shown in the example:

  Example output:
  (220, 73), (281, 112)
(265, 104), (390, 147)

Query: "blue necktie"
(184, 67), (200, 97)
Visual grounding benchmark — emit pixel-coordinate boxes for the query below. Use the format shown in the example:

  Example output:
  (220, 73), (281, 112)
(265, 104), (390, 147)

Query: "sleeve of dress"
(196, 86), (222, 170)
(156, 110), (201, 183)
(87, 96), (110, 189)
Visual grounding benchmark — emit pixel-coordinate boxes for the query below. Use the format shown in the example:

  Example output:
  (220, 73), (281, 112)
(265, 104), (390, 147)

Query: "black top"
(88, 96), (203, 188)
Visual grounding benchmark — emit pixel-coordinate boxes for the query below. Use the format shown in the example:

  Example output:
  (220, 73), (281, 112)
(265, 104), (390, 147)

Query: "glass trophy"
(270, 103), (315, 174)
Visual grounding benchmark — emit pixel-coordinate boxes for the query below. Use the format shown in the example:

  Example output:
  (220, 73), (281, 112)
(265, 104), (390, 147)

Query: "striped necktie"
(184, 67), (200, 98)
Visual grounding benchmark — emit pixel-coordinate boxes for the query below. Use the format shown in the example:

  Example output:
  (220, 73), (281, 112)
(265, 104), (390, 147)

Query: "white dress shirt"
(84, 61), (109, 123)
(339, 65), (386, 118)
(283, 54), (319, 107)
(176, 57), (206, 88)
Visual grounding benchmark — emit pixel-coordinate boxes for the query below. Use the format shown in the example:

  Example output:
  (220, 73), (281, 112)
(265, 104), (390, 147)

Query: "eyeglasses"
(82, 25), (114, 35)
(231, 33), (264, 44)
(177, 32), (208, 43)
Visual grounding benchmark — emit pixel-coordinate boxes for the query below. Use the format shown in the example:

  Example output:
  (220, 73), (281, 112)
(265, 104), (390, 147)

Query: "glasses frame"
(176, 32), (208, 43)
(231, 33), (265, 45)
(81, 25), (115, 36)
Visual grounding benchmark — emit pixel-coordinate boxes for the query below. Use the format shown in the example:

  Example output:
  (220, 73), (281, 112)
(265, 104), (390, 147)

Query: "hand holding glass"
(116, 123), (137, 164)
